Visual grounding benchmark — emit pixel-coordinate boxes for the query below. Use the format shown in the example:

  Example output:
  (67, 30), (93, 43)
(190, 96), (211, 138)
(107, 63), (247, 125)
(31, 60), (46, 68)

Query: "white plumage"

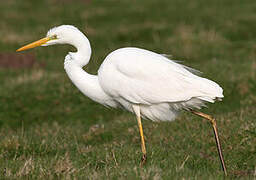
(16, 25), (227, 175)
(98, 47), (223, 121)
(18, 25), (223, 122)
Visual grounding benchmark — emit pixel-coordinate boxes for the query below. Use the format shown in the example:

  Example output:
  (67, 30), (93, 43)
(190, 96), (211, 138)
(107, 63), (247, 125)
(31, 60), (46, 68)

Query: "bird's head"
(17, 25), (82, 52)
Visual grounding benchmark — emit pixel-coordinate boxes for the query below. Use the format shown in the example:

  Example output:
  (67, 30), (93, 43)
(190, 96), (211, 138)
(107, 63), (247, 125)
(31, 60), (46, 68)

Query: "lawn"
(0, 0), (255, 179)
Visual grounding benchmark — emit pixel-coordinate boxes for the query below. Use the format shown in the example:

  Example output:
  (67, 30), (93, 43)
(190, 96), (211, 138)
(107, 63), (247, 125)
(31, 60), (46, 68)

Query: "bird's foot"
(140, 154), (147, 167)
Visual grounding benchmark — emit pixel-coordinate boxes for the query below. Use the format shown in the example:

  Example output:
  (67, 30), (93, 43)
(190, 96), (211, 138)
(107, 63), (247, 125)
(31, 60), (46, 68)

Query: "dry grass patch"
(0, 135), (21, 151)
(116, 21), (168, 34)
(0, 30), (33, 44)
(198, 29), (229, 44)
(17, 157), (35, 177)
(82, 124), (105, 141)
(6, 70), (45, 86)
(81, 7), (107, 19)
(4, 70), (63, 88)
(54, 153), (76, 175)
(48, 0), (91, 5)
(167, 24), (229, 59)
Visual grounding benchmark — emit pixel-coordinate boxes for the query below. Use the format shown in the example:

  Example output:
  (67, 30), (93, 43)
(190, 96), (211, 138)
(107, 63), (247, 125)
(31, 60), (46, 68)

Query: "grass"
(0, 0), (256, 179)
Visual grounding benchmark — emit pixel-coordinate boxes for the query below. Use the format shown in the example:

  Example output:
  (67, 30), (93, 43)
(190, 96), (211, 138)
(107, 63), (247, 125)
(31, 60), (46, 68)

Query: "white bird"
(17, 25), (227, 175)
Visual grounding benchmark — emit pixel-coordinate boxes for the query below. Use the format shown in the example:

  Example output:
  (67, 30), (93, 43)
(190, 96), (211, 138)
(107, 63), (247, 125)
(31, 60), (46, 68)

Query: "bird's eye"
(50, 35), (58, 40)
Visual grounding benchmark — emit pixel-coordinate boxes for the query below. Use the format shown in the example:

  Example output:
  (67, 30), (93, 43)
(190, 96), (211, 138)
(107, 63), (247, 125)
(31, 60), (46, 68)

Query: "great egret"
(17, 25), (227, 175)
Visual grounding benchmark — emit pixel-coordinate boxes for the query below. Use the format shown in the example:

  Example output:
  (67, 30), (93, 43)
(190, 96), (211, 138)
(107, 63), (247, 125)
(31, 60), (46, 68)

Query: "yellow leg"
(132, 105), (147, 165)
(190, 110), (227, 176)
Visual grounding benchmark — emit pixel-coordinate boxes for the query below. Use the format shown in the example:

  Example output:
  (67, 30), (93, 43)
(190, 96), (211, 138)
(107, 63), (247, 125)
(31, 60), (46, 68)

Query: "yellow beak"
(16, 37), (51, 52)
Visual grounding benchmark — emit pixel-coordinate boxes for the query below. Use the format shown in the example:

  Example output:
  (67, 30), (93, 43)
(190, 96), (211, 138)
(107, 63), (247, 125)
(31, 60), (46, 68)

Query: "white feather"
(36, 25), (223, 122)
(98, 47), (223, 121)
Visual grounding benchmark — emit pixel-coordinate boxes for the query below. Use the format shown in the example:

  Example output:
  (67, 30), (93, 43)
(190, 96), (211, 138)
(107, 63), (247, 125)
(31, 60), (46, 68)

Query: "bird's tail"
(196, 77), (224, 103)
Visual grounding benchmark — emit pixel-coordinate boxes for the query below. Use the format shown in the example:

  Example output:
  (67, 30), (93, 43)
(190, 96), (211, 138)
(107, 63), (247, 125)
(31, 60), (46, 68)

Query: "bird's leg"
(190, 110), (227, 176)
(132, 105), (147, 166)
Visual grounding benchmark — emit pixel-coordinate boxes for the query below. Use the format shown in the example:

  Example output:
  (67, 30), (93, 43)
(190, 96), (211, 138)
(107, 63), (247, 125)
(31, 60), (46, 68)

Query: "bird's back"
(98, 47), (223, 121)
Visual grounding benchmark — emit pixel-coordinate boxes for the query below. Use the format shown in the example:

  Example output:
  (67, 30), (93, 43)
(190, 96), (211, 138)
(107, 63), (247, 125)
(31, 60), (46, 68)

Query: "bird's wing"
(98, 48), (223, 105)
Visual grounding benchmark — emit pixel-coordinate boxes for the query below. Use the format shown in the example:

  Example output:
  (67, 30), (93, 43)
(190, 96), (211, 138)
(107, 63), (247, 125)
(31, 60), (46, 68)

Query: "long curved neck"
(63, 32), (116, 107)
(68, 32), (92, 67)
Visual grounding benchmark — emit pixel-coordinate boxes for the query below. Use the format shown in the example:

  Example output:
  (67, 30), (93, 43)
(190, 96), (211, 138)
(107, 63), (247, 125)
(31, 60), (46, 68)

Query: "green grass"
(0, 0), (256, 179)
